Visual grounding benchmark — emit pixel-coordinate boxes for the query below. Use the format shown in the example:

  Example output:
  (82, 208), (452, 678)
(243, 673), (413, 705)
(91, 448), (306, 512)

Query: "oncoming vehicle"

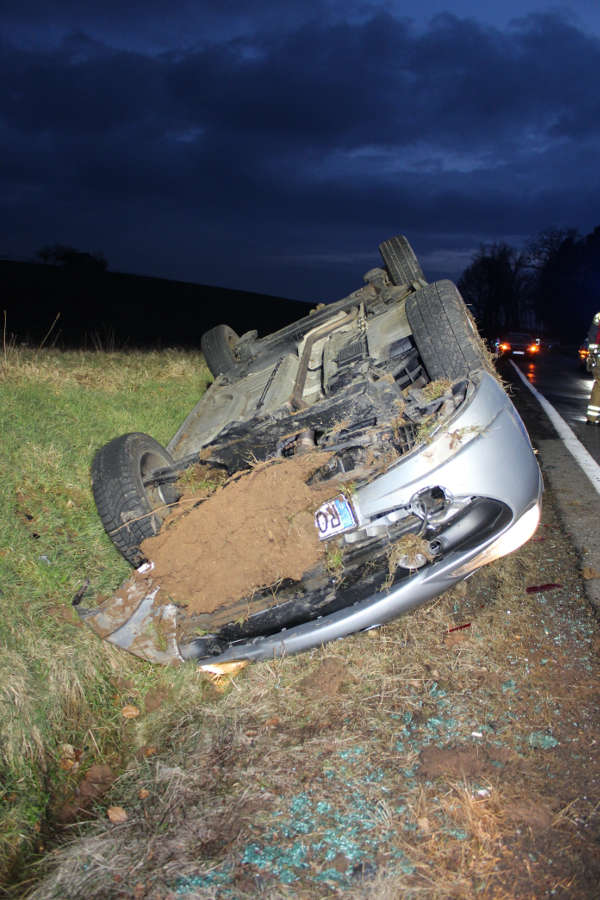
(584, 313), (600, 374)
(496, 332), (541, 358)
(579, 338), (591, 372)
(80, 235), (543, 668)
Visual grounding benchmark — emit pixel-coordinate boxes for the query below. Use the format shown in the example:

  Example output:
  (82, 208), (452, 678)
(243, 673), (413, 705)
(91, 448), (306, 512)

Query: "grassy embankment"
(1, 345), (598, 899)
(0, 346), (212, 890)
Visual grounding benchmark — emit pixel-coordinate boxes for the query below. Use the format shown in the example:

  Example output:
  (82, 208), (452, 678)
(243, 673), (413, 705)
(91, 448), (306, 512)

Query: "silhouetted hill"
(1, 260), (311, 348)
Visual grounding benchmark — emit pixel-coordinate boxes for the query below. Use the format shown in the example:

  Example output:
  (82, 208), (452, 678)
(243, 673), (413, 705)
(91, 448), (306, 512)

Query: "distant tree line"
(36, 243), (108, 274)
(458, 225), (600, 342)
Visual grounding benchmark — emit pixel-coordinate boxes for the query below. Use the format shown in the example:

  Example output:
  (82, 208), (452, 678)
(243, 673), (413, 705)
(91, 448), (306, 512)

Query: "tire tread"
(406, 280), (492, 381)
(201, 324), (240, 376)
(379, 235), (425, 286)
(91, 432), (176, 566)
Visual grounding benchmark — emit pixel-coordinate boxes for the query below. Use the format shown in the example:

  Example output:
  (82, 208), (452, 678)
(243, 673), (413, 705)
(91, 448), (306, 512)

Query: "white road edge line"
(510, 359), (600, 496)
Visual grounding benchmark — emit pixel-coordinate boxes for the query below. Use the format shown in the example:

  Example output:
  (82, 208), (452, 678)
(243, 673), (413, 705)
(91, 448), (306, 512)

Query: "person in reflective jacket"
(586, 312), (600, 424)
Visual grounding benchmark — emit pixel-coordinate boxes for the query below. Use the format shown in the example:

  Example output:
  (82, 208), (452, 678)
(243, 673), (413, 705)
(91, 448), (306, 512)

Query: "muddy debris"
(418, 744), (515, 780)
(136, 452), (341, 623)
(296, 657), (350, 699)
(56, 764), (116, 824)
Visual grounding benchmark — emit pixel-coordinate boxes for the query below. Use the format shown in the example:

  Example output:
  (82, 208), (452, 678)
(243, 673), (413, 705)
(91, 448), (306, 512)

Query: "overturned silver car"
(81, 236), (542, 666)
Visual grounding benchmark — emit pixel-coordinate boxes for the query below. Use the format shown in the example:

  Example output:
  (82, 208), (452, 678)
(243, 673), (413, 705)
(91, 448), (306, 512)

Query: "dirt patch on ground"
(143, 688), (170, 714)
(56, 765), (116, 824)
(503, 798), (555, 830)
(296, 657), (350, 699)
(418, 744), (516, 780)
(139, 452), (337, 619)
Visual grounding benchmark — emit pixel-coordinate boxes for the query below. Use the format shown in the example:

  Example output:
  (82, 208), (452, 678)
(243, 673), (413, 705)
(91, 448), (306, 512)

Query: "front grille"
(392, 421), (419, 455)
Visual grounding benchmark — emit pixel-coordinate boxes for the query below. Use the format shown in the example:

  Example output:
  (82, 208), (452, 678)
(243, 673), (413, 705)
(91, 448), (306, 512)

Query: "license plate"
(315, 494), (356, 540)
(513, 350), (525, 355)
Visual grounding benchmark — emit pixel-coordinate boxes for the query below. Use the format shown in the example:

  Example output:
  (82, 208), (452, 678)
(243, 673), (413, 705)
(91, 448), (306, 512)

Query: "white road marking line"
(510, 360), (600, 496)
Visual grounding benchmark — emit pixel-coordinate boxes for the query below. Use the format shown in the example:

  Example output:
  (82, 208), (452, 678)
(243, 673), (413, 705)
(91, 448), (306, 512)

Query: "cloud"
(0, 7), (599, 298)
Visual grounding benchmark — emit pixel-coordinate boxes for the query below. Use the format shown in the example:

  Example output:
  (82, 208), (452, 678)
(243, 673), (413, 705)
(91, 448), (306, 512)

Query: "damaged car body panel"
(80, 236), (543, 666)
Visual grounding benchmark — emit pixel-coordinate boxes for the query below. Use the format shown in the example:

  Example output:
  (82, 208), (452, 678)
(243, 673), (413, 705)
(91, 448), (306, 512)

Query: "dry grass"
(421, 378), (453, 401)
(385, 534), (435, 585)
(0, 345), (204, 391)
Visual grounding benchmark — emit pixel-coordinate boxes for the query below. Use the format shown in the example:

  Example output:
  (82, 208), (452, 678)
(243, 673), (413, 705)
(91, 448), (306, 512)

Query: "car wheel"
(406, 280), (493, 380)
(201, 324), (241, 376)
(379, 234), (425, 286)
(91, 432), (180, 566)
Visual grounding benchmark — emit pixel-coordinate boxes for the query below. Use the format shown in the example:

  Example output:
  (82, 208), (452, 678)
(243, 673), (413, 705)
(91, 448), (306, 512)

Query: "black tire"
(201, 324), (240, 376)
(91, 432), (180, 566)
(379, 235), (425, 286)
(406, 280), (492, 381)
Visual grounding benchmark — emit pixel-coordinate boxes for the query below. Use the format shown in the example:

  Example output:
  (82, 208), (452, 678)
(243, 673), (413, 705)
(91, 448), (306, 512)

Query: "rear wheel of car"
(91, 432), (180, 566)
(379, 234), (425, 286)
(406, 280), (493, 381)
(201, 324), (240, 376)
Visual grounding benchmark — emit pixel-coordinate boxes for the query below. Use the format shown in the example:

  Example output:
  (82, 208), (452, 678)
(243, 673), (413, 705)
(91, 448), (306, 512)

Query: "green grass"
(0, 346), (212, 887)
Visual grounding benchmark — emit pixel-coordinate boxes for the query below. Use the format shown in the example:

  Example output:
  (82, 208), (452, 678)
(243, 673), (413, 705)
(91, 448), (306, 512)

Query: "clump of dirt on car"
(139, 452), (339, 620)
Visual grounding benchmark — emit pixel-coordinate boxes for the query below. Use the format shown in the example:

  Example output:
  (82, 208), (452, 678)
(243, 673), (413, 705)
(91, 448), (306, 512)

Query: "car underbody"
(80, 236), (543, 667)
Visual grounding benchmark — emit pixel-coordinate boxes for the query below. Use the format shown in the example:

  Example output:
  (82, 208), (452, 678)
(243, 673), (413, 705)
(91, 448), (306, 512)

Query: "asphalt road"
(499, 350), (600, 613)
(503, 349), (600, 462)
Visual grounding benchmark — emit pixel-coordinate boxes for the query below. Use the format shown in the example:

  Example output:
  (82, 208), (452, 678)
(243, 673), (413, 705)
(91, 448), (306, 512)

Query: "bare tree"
(459, 225), (600, 342)
(525, 228), (583, 336)
(458, 243), (528, 339)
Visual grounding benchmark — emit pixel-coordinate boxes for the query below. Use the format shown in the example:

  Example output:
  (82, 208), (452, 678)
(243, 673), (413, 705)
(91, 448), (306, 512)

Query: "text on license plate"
(314, 494), (356, 540)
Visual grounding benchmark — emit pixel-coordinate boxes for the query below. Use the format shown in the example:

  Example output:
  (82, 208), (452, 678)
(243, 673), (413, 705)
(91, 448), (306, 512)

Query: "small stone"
(107, 806), (128, 824)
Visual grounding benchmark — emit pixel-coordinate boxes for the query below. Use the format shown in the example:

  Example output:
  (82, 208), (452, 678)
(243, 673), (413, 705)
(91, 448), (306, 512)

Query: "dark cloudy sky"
(2, 1), (599, 301)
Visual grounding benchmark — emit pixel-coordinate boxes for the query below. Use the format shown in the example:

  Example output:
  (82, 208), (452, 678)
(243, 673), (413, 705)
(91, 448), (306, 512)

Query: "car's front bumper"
(183, 495), (541, 666)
